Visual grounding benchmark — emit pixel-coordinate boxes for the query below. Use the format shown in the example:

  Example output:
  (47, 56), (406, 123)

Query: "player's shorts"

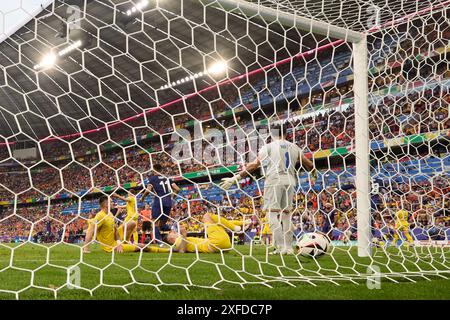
(262, 226), (272, 235)
(263, 184), (295, 211)
(152, 201), (171, 224)
(395, 221), (409, 229)
(125, 214), (138, 222)
(101, 243), (137, 253)
(142, 221), (152, 232)
(206, 224), (232, 251)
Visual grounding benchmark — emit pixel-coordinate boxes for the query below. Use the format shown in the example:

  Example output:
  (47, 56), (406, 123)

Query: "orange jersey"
(141, 209), (151, 222)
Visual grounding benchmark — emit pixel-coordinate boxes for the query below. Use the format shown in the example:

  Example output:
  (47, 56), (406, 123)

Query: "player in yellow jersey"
(165, 212), (243, 253)
(391, 202), (414, 246)
(260, 215), (272, 245)
(112, 191), (139, 243)
(83, 196), (170, 254)
(239, 206), (251, 215)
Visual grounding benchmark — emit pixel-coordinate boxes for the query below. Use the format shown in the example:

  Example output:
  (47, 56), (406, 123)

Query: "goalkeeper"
(220, 122), (316, 255)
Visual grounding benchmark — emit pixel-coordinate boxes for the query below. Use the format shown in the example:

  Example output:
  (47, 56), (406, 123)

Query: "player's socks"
(268, 211), (282, 249)
(154, 226), (162, 241)
(404, 231), (414, 244)
(280, 212), (293, 250)
(144, 246), (171, 253)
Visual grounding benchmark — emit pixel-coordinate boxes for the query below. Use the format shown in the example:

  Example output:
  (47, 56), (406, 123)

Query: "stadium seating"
(0, 31), (449, 245)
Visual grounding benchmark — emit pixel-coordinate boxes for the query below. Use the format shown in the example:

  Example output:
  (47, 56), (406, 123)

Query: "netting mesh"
(242, 0), (450, 32)
(0, 0), (449, 299)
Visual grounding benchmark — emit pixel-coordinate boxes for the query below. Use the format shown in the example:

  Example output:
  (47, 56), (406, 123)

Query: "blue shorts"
(152, 201), (171, 224)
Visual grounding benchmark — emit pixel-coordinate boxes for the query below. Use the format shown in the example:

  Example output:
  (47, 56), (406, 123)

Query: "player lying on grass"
(111, 190), (139, 243)
(220, 122), (316, 255)
(165, 212), (243, 253)
(83, 195), (170, 254)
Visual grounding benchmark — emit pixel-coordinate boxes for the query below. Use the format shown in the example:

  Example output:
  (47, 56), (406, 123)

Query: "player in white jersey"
(220, 123), (316, 254)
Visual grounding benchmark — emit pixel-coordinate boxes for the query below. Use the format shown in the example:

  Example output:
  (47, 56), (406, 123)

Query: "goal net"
(0, 0), (449, 298)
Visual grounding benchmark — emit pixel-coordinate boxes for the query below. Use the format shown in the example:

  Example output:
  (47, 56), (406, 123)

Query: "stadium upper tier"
(1, 22), (448, 158)
(0, 21), (449, 205)
(0, 79), (449, 204)
(1, 151), (448, 243)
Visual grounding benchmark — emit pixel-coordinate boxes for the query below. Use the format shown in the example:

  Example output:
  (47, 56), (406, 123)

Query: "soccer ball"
(295, 232), (331, 258)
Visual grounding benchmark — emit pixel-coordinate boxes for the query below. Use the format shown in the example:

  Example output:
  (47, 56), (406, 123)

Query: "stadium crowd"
(0, 21), (449, 244)
(1, 172), (448, 244)
(1, 82), (449, 203)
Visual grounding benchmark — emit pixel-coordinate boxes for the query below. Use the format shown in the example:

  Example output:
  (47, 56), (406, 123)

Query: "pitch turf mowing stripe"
(0, 243), (448, 299)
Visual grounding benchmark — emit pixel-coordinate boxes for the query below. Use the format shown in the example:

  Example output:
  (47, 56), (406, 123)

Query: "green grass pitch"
(0, 243), (449, 300)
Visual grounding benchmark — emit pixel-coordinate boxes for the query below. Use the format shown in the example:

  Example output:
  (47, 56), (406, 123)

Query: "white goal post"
(210, 0), (372, 257)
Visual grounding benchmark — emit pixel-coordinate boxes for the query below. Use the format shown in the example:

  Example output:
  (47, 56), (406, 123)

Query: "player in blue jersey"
(141, 163), (180, 242)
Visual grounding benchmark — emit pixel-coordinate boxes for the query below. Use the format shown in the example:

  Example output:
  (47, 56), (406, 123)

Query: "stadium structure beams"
(209, 0), (364, 43)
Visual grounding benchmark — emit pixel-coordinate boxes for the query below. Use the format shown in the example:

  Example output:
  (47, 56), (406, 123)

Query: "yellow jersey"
(261, 217), (271, 235)
(175, 224), (231, 253)
(125, 196), (138, 222)
(395, 209), (409, 227)
(92, 210), (116, 252)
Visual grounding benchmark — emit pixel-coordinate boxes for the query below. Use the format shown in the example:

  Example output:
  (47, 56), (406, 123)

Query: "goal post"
(353, 35), (371, 257)
(209, 0), (364, 42)
(212, 0), (372, 257)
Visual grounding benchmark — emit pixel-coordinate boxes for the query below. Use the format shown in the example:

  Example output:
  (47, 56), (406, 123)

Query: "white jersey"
(258, 139), (303, 187)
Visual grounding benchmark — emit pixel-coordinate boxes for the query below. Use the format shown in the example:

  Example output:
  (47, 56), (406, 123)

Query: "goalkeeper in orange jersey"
(83, 196), (170, 254)
(391, 202), (414, 246)
(165, 212), (243, 253)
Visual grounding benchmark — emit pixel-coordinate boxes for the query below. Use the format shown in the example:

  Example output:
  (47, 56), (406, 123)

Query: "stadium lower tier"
(1, 79), (449, 205)
(0, 152), (448, 244)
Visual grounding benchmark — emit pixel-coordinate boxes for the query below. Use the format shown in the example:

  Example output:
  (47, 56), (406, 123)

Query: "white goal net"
(0, 0), (449, 298)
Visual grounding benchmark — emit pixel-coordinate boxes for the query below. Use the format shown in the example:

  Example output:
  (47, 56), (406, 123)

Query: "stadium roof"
(0, 0), (447, 141)
(0, 0), (327, 141)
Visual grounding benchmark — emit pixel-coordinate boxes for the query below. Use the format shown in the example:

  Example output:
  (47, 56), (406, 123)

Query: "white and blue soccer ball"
(295, 232), (331, 258)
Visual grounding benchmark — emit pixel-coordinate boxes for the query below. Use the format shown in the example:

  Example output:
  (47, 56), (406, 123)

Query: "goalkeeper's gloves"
(219, 174), (241, 190)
